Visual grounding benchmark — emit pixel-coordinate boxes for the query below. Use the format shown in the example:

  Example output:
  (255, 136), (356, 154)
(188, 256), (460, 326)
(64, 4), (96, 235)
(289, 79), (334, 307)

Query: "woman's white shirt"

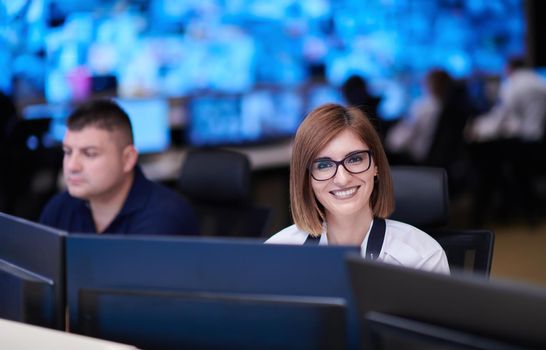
(266, 219), (450, 274)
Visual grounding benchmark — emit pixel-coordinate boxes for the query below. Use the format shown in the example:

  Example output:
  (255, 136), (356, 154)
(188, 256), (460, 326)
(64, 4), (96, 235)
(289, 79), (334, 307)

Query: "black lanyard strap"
(304, 218), (386, 260)
(365, 218), (386, 260)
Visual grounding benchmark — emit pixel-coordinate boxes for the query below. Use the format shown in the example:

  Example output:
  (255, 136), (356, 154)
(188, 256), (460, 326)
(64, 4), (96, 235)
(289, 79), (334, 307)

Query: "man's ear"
(122, 145), (138, 173)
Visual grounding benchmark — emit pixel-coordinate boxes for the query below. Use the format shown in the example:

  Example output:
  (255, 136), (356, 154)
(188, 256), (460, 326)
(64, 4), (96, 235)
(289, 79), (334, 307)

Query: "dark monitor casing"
(365, 311), (523, 350)
(347, 256), (546, 349)
(0, 212), (66, 329)
(66, 235), (359, 350)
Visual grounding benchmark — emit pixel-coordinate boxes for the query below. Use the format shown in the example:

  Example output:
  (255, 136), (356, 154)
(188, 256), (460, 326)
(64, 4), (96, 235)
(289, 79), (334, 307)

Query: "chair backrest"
(389, 166), (449, 229)
(179, 149), (251, 204)
(428, 229), (494, 277)
(178, 149), (271, 237)
(389, 166), (493, 276)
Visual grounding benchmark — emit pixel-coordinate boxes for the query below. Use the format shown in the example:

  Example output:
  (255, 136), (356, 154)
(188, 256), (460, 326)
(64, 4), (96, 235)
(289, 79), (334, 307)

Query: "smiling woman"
(309, 129), (378, 243)
(266, 103), (450, 274)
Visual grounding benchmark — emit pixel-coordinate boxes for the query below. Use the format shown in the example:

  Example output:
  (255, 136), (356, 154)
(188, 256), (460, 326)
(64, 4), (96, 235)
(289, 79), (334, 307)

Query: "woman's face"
(310, 129), (378, 220)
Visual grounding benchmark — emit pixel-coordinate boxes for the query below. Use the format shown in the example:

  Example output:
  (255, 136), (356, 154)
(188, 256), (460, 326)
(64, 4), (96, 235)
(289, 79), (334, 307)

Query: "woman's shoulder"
(384, 219), (442, 250)
(382, 219), (449, 273)
(383, 220), (449, 274)
(265, 224), (310, 245)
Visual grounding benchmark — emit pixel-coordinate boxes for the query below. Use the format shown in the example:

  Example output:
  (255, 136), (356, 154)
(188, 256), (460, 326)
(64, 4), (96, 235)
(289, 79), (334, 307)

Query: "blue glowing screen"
(4, 0), (526, 144)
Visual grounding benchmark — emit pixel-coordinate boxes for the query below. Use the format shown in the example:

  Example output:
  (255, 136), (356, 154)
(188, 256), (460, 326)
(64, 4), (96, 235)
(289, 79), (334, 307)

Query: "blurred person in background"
(341, 75), (385, 138)
(386, 69), (473, 196)
(386, 69), (455, 164)
(465, 57), (546, 225)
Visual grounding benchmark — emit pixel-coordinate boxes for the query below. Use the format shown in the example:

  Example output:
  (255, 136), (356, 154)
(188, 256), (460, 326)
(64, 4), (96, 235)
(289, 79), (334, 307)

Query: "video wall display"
(1, 0), (525, 144)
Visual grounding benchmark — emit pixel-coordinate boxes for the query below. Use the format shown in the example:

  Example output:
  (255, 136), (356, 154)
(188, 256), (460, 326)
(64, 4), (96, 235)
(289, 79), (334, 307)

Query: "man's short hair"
(67, 99), (134, 146)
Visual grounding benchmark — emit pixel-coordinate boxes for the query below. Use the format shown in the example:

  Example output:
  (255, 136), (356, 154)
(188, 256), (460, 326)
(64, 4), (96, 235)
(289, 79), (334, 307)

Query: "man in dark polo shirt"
(39, 99), (199, 235)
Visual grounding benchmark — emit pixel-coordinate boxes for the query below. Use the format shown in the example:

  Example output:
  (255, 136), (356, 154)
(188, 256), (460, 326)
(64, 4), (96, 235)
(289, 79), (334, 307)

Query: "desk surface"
(0, 318), (138, 350)
(140, 139), (293, 182)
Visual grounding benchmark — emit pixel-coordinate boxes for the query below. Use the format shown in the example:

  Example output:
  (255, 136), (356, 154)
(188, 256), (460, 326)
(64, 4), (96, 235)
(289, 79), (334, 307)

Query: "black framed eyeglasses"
(310, 150), (373, 181)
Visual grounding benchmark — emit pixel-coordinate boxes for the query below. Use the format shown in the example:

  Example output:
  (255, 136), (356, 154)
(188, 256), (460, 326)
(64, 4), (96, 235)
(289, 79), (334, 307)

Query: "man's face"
(62, 126), (134, 201)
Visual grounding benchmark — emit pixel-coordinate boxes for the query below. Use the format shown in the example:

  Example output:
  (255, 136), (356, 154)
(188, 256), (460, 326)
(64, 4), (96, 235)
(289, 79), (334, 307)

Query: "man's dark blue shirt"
(39, 166), (199, 235)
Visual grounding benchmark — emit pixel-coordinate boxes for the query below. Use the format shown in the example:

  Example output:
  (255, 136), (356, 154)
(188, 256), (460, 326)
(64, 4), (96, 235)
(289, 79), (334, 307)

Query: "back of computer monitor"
(66, 235), (359, 349)
(0, 212), (66, 329)
(78, 289), (346, 350)
(0, 261), (56, 327)
(364, 311), (522, 350)
(346, 256), (546, 349)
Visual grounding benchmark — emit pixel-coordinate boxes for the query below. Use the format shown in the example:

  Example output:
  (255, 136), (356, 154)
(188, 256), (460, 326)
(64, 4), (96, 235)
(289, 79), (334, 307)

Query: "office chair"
(389, 166), (449, 229)
(2, 118), (62, 218)
(178, 149), (271, 237)
(389, 166), (494, 276)
(428, 229), (494, 277)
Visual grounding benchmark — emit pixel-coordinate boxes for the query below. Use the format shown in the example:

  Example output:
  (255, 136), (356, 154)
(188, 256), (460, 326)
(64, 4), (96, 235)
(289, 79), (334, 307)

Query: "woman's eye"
(347, 155), (363, 164)
(316, 161), (333, 170)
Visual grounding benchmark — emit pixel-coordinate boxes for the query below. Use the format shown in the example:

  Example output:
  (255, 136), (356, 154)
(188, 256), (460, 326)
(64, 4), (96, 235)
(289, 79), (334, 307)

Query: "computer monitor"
(186, 94), (244, 146)
(66, 235), (360, 349)
(363, 311), (521, 350)
(20, 103), (72, 148)
(305, 84), (344, 113)
(0, 212), (67, 330)
(187, 90), (304, 147)
(114, 97), (171, 154)
(22, 98), (172, 154)
(241, 89), (304, 139)
(347, 256), (546, 349)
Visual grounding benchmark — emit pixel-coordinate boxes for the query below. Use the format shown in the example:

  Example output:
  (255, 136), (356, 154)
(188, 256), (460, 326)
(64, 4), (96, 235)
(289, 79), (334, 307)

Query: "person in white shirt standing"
(466, 57), (546, 225)
(266, 103), (449, 274)
(468, 58), (546, 142)
(386, 69), (455, 164)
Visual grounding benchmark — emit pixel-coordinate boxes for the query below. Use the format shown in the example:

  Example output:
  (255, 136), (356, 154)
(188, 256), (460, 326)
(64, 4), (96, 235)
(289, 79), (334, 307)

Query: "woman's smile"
(330, 186), (360, 199)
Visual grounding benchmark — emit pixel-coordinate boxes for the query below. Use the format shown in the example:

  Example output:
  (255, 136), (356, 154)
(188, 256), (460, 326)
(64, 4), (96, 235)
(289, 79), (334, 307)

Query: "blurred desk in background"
(140, 139), (293, 182)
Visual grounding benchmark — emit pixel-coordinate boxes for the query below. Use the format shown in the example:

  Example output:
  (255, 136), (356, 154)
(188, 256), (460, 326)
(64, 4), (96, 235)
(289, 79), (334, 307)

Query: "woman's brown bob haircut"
(290, 103), (394, 236)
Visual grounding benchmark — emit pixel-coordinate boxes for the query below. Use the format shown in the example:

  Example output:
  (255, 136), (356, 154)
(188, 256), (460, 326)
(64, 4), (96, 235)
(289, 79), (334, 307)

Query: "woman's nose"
(332, 163), (351, 185)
